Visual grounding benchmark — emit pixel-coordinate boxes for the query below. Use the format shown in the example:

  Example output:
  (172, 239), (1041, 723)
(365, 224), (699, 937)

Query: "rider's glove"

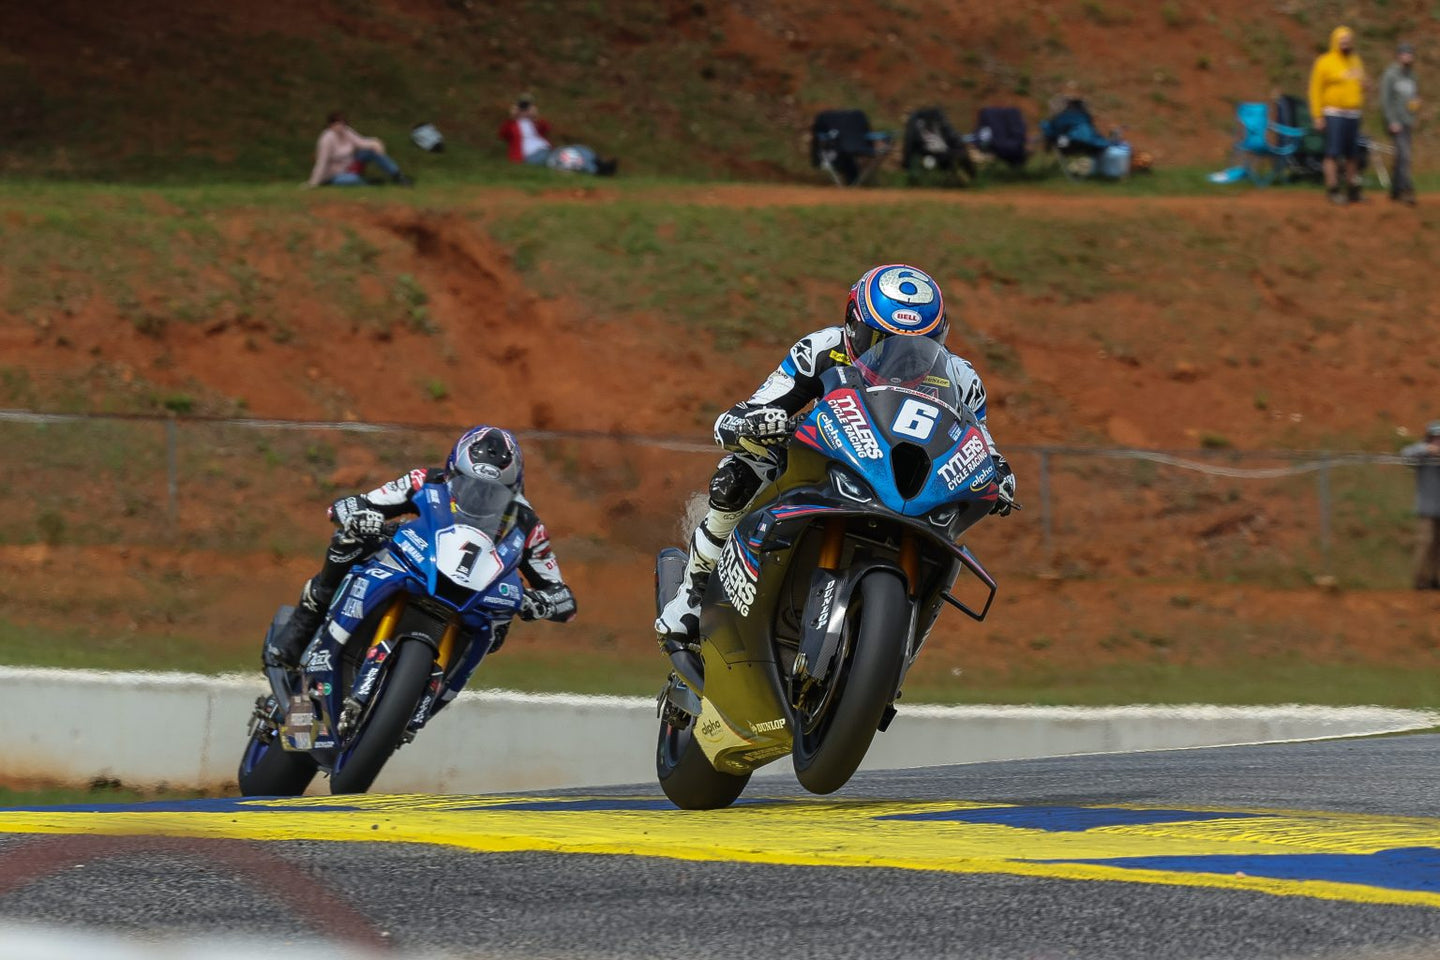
(737, 406), (791, 444)
(990, 457), (1017, 517)
(330, 495), (386, 538)
(519, 586), (577, 622)
(519, 591), (551, 622)
(735, 406), (791, 457)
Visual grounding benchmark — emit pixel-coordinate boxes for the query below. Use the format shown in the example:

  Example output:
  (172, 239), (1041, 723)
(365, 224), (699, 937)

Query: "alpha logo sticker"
(816, 411), (845, 451)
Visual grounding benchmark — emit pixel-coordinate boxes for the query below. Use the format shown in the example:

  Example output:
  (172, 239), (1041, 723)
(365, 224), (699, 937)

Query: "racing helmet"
(843, 263), (948, 360)
(447, 425), (524, 492)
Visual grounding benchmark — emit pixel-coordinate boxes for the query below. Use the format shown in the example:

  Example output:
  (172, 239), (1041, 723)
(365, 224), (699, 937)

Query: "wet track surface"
(5, 735), (1440, 959)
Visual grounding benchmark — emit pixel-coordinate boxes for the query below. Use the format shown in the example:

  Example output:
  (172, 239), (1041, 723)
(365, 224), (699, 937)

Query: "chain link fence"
(0, 411), (1425, 590)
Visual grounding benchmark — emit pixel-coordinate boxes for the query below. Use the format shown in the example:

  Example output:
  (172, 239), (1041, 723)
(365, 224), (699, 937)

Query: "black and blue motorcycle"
(655, 336), (1012, 809)
(238, 474), (527, 795)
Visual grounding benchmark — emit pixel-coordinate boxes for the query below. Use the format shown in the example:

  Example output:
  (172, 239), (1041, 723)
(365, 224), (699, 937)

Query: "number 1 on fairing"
(892, 398), (940, 441)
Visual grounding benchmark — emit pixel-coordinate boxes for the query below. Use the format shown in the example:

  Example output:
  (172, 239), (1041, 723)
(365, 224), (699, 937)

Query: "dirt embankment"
(4, 185), (1440, 696)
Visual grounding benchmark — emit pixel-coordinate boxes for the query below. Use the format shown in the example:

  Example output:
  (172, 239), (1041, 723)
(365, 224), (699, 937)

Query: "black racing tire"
(237, 731), (318, 797)
(792, 570), (908, 795)
(656, 714), (751, 810)
(329, 639), (434, 795)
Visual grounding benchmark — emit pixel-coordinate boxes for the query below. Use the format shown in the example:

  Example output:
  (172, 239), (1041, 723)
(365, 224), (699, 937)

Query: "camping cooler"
(1099, 143), (1131, 179)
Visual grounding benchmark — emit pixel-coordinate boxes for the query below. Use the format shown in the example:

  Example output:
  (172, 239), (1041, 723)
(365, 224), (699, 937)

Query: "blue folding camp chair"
(1210, 102), (1307, 186)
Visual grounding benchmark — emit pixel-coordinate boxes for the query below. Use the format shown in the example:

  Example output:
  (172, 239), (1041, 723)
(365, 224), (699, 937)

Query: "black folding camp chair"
(902, 107), (975, 186)
(811, 110), (893, 186)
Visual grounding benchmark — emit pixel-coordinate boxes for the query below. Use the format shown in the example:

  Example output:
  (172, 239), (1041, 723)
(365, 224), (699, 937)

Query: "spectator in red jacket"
(498, 95), (617, 176)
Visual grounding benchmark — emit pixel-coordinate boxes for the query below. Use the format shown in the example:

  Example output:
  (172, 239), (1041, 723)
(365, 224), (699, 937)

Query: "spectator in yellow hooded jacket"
(1309, 26), (1367, 205)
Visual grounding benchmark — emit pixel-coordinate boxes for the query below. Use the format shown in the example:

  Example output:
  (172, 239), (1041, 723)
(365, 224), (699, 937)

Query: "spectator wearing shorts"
(1309, 26), (1367, 205)
(306, 112), (412, 188)
(1381, 42), (1420, 205)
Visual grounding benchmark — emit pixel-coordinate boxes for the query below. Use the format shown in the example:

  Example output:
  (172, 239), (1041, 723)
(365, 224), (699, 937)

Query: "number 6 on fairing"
(892, 398), (940, 441)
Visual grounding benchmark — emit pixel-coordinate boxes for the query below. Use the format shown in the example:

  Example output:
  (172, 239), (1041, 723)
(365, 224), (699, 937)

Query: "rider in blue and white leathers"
(655, 264), (1015, 653)
(266, 425), (576, 668)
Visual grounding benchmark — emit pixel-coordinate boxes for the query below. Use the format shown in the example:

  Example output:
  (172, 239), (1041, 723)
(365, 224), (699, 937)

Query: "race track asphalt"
(4, 734), (1440, 959)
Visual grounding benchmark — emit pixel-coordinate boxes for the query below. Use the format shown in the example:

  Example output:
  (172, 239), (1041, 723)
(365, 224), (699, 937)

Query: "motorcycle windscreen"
(447, 474), (514, 539)
(851, 336), (965, 412)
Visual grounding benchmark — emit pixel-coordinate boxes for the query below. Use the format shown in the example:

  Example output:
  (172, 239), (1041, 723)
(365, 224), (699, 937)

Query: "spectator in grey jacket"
(1381, 43), (1420, 205)
(1402, 420), (1440, 589)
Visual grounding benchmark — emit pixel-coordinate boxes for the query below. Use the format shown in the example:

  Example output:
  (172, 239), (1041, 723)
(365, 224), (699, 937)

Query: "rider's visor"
(448, 474), (513, 536)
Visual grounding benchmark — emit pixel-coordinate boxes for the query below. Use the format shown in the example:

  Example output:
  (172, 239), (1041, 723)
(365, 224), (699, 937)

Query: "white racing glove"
(330, 496), (386, 538)
(520, 587), (577, 622)
(736, 406), (791, 456)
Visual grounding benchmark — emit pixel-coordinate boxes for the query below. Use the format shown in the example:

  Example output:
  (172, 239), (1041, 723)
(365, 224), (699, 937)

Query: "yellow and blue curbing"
(1, 795), (1439, 908)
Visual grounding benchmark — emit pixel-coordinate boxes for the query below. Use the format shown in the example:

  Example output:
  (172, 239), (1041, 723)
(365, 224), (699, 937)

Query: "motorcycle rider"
(655, 263), (1015, 656)
(265, 425), (577, 668)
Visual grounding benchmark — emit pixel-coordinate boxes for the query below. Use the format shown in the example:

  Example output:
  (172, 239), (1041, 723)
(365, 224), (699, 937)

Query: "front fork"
(337, 600), (460, 739)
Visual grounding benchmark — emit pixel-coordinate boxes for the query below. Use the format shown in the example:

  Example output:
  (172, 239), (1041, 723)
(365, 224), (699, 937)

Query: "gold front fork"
(818, 518), (845, 570)
(899, 531), (919, 598)
(369, 595), (456, 671)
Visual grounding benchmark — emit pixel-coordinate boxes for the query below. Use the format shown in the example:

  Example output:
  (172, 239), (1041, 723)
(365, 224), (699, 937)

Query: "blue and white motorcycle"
(238, 475), (527, 795)
(655, 336), (1014, 809)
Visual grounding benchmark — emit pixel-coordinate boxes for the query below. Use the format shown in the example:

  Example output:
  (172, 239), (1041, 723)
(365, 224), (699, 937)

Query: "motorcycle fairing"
(801, 381), (998, 518)
(273, 482), (525, 765)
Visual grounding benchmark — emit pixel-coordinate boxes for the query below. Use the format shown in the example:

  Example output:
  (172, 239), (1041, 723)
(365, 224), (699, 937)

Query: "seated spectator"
(498, 95), (618, 176)
(305, 112), (413, 188)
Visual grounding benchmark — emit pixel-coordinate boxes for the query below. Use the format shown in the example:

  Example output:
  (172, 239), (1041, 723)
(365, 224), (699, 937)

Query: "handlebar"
(380, 520), (403, 538)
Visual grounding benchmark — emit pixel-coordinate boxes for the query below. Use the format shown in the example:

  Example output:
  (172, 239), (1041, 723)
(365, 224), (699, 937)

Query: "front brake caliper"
(337, 697), (361, 737)
(247, 695), (281, 742)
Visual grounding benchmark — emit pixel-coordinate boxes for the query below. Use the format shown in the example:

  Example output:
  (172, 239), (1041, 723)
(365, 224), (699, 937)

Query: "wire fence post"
(1039, 448), (1053, 562)
(166, 417), (179, 526)
(1316, 455), (1332, 571)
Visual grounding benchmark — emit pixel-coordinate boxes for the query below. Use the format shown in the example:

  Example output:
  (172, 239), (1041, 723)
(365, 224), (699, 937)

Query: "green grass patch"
(485, 198), (1181, 347)
(0, 618), (254, 674)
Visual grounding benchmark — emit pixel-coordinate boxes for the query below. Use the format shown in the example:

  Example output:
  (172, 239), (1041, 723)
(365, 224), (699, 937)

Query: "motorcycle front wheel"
(656, 703), (751, 810)
(329, 638), (434, 795)
(792, 570), (908, 795)
(237, 729), (318, 797)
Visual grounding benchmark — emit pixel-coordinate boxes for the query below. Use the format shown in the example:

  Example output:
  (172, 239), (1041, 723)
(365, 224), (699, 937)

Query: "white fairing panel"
(434, 525), (503, 591)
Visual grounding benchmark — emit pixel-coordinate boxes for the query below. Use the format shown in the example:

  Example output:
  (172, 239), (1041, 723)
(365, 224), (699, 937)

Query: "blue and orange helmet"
(843, 264), (948, 360)
(447, 425), (524, 493)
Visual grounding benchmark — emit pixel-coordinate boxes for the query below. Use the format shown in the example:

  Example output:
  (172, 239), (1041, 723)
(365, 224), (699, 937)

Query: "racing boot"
(655, 506), (743, 683)
(264, 580), (333, 669)
(655, 568), (707, 688)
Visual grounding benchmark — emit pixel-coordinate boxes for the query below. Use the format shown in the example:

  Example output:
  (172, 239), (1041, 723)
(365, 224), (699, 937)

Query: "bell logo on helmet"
(891, 308), (922, 326)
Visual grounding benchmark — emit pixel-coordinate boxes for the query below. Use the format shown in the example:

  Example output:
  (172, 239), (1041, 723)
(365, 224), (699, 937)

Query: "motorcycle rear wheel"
(329, 639), (433, 795)
(792, 570), (908, 795)
(656, 709), (751, 810)
(237, 730), (318, 797)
